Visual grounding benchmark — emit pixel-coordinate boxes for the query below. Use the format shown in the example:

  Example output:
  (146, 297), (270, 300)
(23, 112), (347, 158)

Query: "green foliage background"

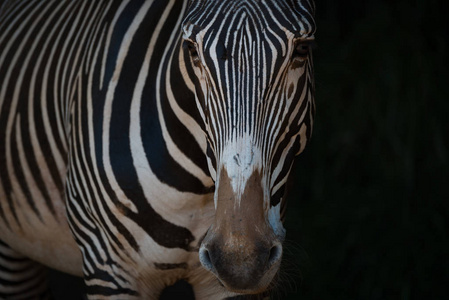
(283, 0), (448, 299)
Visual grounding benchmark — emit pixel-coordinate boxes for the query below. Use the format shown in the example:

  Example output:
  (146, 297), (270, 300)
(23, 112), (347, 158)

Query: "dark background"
(47, 0), (449, 299)
(282, 0), (449, 299)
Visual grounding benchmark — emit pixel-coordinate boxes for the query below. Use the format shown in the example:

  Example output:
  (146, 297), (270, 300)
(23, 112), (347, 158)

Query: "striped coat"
(0, 0), (316, 299)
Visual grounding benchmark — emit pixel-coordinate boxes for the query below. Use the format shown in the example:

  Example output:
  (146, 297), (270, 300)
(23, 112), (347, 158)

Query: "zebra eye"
(184, 40), (200, 64)
(293, 40), (315, 58)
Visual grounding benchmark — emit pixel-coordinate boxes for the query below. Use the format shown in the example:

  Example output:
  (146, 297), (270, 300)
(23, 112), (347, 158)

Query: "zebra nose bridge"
(213, 165), (268, 231)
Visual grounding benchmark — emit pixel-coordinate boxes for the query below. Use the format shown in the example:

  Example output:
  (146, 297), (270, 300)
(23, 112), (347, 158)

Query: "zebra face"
(182, 0), (315, 294)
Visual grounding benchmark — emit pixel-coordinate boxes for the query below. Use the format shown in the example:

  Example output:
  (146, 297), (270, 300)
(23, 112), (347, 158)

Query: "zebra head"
(182, 0), (316, 294)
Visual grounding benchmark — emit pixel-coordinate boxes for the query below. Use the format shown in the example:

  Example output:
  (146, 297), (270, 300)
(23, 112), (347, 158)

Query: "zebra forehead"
(183, 0), (316, 38)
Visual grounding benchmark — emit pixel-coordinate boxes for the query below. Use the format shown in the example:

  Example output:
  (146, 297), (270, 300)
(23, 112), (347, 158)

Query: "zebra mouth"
(199, 237), (283, 294)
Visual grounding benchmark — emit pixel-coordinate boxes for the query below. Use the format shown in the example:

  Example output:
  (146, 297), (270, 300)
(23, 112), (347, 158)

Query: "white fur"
(268, 203), (286, 238)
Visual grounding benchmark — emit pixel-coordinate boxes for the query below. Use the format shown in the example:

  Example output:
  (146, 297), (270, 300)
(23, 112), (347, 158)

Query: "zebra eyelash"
(183, 40), (201, 65)
(293, 39), (317, 58)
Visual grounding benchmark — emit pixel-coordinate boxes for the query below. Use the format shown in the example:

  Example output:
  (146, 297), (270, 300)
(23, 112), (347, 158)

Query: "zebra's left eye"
(184, 40), (200, 65)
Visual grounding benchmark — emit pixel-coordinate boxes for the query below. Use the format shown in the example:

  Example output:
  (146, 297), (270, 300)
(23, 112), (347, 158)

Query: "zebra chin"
(198, 167), (283, 294)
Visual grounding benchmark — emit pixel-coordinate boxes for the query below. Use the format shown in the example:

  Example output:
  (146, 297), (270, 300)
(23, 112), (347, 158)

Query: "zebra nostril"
(199, 247), (214, 272)
(268, 243), (282, 266)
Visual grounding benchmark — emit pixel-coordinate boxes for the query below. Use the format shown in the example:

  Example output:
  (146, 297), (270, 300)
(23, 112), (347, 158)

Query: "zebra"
(0, 0), (316, 299)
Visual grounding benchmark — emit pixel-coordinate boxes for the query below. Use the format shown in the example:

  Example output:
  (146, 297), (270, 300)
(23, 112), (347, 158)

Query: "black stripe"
(154, 262), (188, 270)
(85, 283), (139, 298)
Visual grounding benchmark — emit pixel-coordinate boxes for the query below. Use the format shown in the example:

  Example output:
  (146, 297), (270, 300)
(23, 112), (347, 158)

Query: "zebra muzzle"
(198, 168), (282, 294)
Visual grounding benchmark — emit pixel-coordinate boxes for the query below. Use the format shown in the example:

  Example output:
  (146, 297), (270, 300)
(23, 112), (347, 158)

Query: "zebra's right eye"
(293, 40), (316, 59)
(184, 41), (200, 65)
